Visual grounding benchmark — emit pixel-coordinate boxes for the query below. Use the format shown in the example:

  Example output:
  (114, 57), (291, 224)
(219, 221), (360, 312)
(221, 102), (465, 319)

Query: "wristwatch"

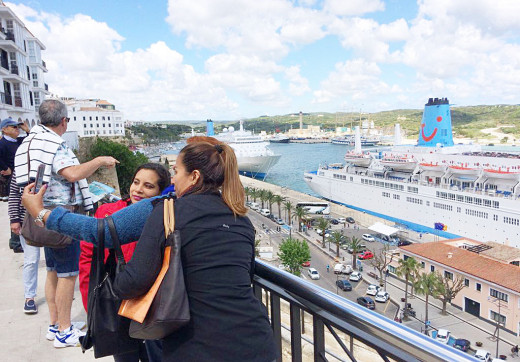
(34, 209), (51, 227)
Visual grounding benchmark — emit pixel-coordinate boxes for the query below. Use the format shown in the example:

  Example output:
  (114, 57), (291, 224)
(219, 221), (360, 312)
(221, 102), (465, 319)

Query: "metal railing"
(42, 59), (46, 68)
(253, 260), (472, 361)
(4, 93), (12, 105)
(0, 56), (8, 70)
(10, 64), (18, 75)
(14, 96), (22, 107)
(5, 31), (15, 42)
(45, 83), (48, 91)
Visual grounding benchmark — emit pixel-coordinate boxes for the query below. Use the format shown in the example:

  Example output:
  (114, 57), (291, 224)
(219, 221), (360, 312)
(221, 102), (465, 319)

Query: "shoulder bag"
(80, 216), (140, 358)
(118, 197), (190, 340)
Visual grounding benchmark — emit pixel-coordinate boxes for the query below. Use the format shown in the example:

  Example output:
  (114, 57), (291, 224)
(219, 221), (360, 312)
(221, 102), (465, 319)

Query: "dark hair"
(179, 138), (246, 216)
(130, 163), (171, 193)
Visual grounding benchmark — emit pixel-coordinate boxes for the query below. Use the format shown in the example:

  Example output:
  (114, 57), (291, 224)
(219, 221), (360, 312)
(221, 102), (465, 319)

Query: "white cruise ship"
(207, 120), (281, 179)
(304, 98), (520, 247)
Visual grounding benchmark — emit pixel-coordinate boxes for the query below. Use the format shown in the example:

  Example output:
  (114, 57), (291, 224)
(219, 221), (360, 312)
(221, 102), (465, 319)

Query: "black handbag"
(120, 197), (190, 340)
(80, 217), (140, 358)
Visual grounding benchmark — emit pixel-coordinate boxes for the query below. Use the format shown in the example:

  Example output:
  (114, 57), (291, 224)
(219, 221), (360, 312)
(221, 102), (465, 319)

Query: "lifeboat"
(483, 168), (520, 180)
(344, 151), (372, 167)
(419, 162), (446, 172)
(448, 165), (480, 175)
(381, 156), (417, 171)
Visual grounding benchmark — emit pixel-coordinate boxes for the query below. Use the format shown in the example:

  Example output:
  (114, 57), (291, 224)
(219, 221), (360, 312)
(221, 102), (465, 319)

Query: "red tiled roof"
(400, 242), (520, 293)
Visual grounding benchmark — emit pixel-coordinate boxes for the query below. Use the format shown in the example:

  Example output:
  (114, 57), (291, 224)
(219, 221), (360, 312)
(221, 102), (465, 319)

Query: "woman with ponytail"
(22, 137), (277, 362)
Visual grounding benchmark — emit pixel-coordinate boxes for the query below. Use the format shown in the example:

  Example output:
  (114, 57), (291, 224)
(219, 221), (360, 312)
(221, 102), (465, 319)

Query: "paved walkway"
(0, 201), (110, 362)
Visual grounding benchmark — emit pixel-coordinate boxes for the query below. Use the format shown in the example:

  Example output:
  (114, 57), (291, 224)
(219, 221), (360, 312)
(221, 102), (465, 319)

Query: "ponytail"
(219, 143), (247, 216)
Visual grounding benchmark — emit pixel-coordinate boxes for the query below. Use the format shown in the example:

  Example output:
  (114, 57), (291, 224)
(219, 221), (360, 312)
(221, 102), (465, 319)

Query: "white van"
(334, 263), (353, 274)
(260, 209), (271, 217)
(249, 202), (260, 211)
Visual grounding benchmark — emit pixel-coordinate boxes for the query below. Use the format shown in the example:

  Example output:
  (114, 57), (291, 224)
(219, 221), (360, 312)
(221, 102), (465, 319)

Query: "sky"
(6, 0), (520, 121)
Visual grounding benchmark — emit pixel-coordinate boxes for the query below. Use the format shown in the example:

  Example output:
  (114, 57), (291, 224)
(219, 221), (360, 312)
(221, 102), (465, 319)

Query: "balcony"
(44, 83), (48, 91)
(42, 59), (46, 68)
(0, 56), (8, 71)
(5, 31), (14, 42)
(4, 93), (12, 106)
(14, 96), (22, 107)
(253, 260), (472, 361)
(10, 64), (18, 75)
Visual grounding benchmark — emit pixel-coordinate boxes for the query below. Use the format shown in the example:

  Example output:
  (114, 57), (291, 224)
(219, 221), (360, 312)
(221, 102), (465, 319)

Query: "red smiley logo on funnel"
(421, 116), (443, 142)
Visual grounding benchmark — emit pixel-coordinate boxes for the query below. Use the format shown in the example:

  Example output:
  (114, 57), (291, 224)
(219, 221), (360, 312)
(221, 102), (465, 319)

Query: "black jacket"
(114, 193), (277, 362)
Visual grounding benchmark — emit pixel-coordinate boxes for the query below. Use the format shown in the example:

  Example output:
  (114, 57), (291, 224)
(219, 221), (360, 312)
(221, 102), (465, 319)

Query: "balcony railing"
(10, 64), (18, 75)
(45, 83), (48, 91)
(42, 60), (46, 68)
(253, 260), (473, 361)
(14, 96), (22, 107)
(0, 57), (8, 70)
(5, 31), (15, 42)
(4, 93), (12, 105)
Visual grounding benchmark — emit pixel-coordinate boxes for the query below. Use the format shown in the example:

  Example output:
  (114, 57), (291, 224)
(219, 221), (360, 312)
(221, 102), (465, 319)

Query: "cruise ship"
(304, 98), (520, 247)
(207, 119), (281, 179)
(331, 135), (381, 146)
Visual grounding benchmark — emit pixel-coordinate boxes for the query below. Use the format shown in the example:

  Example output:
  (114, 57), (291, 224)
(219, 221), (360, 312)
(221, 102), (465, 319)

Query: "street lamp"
(488, 296), (502, 359)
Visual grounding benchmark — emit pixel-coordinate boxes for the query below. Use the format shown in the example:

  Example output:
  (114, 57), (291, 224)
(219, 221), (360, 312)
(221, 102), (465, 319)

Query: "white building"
(0, 2), (49, 125)
(62, 98), (125, 138)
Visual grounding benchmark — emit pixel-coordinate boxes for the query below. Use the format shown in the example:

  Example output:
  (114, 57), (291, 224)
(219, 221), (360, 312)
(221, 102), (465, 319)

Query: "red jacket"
(79, 199), (137, 311)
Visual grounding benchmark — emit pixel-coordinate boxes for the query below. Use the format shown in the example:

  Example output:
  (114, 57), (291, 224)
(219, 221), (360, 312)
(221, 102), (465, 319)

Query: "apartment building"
(62, 98), (125, 137)
(389, 239), (520, 336)
(0, 2), (49, 125)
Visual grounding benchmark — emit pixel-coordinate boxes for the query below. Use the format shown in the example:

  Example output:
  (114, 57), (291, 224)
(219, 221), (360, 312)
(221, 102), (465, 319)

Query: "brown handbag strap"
(163, 198), (175, 237)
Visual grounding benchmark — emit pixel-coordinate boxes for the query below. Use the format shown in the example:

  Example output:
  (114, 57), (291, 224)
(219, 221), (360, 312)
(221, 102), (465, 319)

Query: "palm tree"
(414, 272), (441, 334)
(396, 257), (420, 311)
(272, 195), (285, 219)
(244, 187), (251, 203)
(329, 230), (343, 257)
(258, 189), (268, 209)
(347, 236), (364, 269)
(265, 190), (275, 213)
(316, 217), (330, 248)
(251, 188), (259, 203)
(294, 206), (308, 232)
(283, 200), (293, 226)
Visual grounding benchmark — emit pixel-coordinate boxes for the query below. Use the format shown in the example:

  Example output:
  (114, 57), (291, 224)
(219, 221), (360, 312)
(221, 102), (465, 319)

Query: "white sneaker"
(53, 327), (86, 348)
(46, 321), (86, 341)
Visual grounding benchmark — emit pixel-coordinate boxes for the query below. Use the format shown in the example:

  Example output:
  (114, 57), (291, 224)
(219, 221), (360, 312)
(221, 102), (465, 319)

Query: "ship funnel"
(394, 124), (402, 145)
(206, 119), (214, 136)
(354, 126), (362, 153)
(417, 97), (454, 147)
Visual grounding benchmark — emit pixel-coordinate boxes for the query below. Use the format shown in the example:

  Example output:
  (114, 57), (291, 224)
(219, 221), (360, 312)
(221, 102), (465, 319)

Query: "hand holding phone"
(34, 164), (45, 193)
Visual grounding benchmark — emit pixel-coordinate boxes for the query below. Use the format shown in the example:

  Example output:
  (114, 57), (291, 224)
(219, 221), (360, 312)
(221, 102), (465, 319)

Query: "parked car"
(346, 217), (355, 224)
(307, 268), (320, 280)
(358, 251), (374, 260)
(474, 349), (491, 361)
(349, 271), (362, 282)
(366, 284), (380, 296)
(331, 218), (339, 225)
(435, 329), (450, 344)
(260, 208), (271, 217)
(337, 217), (346, 223)
(268, 214), (276, 220)
(275, 218), (284, 225)
(316, 228), (331, 236)
(301, 261), (311, 267)
(347, 245), (367, 254)
(356, 296), (375, 309)
(374, 291), (390, 303)
(335, 279), (352, 291)
(398, 240), (413, 247)
(362, 234), (375, 242)
(453, 338), (470, 352)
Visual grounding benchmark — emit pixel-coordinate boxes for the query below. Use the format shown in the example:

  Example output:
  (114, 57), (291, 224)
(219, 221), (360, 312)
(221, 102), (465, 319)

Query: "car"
(346, 217), (355, 224)
(349, 271), (362, 282)
(268, 214), (276, 220)
(398, 240), (413, 247)
(453, 338), (470, 352)
(347, 245), (367, 254)
(333, 263), (353, 274)
(336, 279), (352, 291)
(358, 251), (374, 260)
(374, 291), (390, 302)
(260, 209), (271, 217)
(337, 217), (346, 223)
(362, 234), (375, 242)
(474, 349), (492, 361)
(301, 261), (311, 267)
(249, 202), (260, 211)
(356, 296), (375, 309)
(307, 268), (320, 280)
(366, 284), (380, 296)
(435, 329), (450, 344)
(275, 218), (284, 225)
(331, 218), (339, 225)
(316, 228), (331, 236)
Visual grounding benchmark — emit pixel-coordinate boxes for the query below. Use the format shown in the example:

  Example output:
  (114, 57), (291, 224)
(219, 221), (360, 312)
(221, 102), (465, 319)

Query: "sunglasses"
(63, 117), (70, 123)
(8, 125), (20, 129)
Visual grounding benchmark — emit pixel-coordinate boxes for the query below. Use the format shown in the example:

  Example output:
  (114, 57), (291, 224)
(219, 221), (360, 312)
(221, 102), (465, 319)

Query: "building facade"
(389, 239), (520, 336)
(0, 2), (49, 125)
(62, 98), (125, 137)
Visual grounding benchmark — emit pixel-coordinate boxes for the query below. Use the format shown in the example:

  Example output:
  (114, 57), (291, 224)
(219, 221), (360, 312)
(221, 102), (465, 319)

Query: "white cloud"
(323, 0), (385, 16)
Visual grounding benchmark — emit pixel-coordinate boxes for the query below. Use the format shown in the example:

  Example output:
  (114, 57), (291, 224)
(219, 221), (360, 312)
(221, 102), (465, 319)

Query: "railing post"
(290, 305), (302, 362)
(313, 315), (325, 362)
(270, 293), (282, 360)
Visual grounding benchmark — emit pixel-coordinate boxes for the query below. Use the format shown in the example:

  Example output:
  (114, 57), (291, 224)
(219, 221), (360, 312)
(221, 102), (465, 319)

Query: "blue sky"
(7, 0), (520, 121)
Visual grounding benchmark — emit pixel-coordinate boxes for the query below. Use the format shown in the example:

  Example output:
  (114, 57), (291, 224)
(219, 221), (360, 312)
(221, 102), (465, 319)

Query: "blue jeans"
(20, 235), (40, 298)
(44, 241), (80, 277)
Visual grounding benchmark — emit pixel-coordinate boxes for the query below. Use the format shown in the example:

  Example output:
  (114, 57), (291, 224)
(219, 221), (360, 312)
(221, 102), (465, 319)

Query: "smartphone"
(34, 164), (45, 193)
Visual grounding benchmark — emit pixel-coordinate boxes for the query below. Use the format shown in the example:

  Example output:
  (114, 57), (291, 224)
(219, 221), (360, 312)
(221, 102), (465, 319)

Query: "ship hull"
(237, 154), (281, 178)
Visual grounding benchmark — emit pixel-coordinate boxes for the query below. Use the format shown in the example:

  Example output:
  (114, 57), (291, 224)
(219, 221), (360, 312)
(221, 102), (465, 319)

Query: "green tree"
(316, 217), (330, 248)
(414, 272), (441, 334)
(294, 206), (308, 232)
(347, 236), (364, 269)
(254, 239), (261, 257)
(272, 195), (285, 219)
(258, 189), (267, 209)
(283, 200), (293, 226)
(265, 190), (275, 213)
(244, 187), (252, 203)
(329, 230), (343, 257)
(277, 238), (311, 276)
(89, 137), (149, 194)
(434, 272), (466, 315)
(396, 257), (420, 311)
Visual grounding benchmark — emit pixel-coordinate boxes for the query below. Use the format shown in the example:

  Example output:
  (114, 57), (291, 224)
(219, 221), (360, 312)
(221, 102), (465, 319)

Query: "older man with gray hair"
(14, 99), (118, 348)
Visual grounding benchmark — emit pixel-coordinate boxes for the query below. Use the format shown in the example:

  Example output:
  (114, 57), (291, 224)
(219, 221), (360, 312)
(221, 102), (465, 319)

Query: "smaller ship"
(269, 134), (290, 143)
(332, 135), (380, 146)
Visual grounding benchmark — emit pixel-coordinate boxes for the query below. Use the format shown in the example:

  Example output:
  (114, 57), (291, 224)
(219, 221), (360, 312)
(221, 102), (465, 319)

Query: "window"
(430, 265), (435, 272)
(490, 288), (508, 302)
(83, 116), (86, 121)
(444, 271), (453, 280)
(403, 255), (409, 261)
(420, 262), (425, 269)
(464, 279), (469, 287)
(490, 310), (506, 325)
(476, 283), (481, 292)
(74, 116), (76, 121)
